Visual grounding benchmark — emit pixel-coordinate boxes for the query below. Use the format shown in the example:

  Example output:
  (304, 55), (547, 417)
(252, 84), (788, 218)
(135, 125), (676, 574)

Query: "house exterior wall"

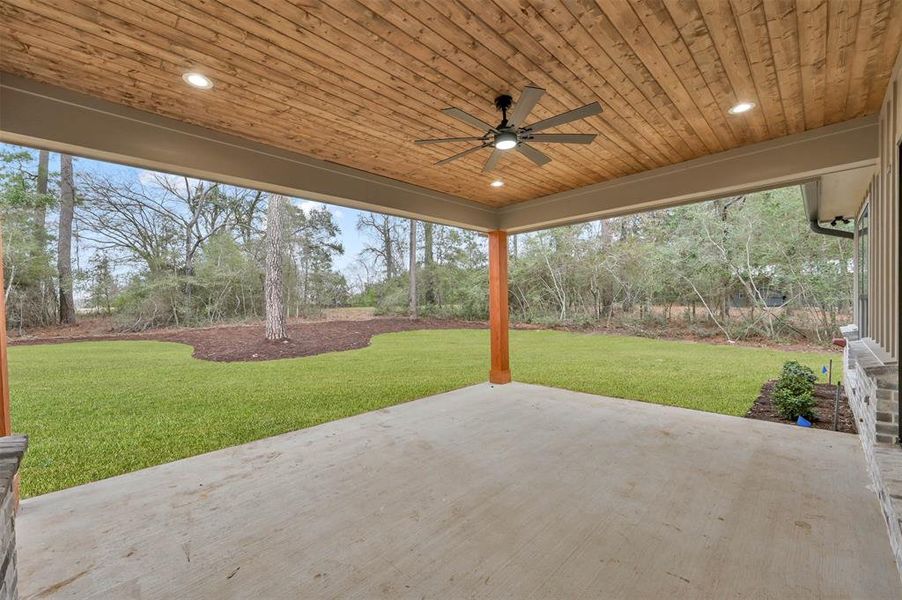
(864, 63), (900, 362)
(844, 45), (902, 582)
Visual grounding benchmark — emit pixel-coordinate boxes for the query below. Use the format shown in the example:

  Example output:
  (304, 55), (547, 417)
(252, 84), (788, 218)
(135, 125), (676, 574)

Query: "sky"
(5, 144), (373, 273)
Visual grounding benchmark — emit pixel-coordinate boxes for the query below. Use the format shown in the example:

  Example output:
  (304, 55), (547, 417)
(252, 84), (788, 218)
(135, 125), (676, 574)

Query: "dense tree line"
(0, 148), (347, 332)
(360, 187), (852, 344)
(1, 145), (851, 344)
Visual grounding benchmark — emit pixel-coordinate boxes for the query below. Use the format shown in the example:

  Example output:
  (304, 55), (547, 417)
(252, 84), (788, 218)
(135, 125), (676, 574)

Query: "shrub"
(772, 361), (818, 420)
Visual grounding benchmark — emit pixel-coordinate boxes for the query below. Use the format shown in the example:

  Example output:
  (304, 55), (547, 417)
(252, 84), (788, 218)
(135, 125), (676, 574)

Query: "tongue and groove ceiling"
(1, 0), (901, 208)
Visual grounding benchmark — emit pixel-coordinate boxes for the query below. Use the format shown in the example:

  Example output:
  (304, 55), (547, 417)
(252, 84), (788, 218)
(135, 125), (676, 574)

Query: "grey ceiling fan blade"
(415, 136), (486, 144)
(509, 86), (545, 126)
(435, 144), (488, 166)
(441, 107), (495, 132)
(482, 149), (503, 172)
(526, 133), (597, 144)
(525, 102), (602, 133)
(516, 143), (552, 166)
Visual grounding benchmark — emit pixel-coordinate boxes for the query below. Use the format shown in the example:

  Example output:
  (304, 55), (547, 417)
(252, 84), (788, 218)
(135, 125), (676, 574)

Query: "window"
(858, 203), (869, 336)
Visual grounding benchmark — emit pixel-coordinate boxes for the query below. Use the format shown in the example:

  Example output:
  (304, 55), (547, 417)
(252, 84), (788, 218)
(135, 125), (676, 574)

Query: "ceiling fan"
(415, 86), (602, 172)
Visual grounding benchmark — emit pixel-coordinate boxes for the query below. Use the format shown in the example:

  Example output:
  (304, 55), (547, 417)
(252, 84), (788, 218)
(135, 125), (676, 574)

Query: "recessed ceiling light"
(182, 72), (214, 89)
(728, 101), (755, 115)
(490, 180), (504, 188)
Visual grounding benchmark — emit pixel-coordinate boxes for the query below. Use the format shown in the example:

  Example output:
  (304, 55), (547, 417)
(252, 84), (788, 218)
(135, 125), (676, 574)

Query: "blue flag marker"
(797, 416), (812, 427)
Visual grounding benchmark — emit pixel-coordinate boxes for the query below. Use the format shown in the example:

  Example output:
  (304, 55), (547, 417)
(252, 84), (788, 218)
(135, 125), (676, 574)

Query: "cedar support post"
(488, 230), (511, 384)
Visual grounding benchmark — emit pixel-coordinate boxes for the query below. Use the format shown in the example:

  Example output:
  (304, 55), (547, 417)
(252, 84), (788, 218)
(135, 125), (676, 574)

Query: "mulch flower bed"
(9, 318), (487, 362)
(747, 380), (857, 434)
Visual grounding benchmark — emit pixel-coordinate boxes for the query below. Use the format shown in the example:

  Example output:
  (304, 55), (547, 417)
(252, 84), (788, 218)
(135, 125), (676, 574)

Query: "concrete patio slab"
(17, 383), (901, 599)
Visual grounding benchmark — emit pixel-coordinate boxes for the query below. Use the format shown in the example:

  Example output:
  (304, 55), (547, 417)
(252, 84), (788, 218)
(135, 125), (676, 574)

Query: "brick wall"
(0, 437), (27, 600)
(843, 331), (902, 581)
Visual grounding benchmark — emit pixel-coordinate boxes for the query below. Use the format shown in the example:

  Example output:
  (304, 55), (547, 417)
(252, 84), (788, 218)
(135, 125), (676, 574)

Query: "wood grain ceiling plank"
(227, 0), (598, 193)
(182, 1), (572, 194)
(867, 0), (902, 111)
(846, 0), (882, 117)
(1, 0), (900, 209)
(823, 0), (861, 123)
(302, 0), (605, 185)
(571, 0), (715, 155)
(543, 1), (702, 163)
(369, 0), (638, 186)
(58, 0), (559, 197)
(0, 42), (407, 176)
(523, 0), (696, 164)
(411, 0), (658, 178)
(661, 0), (768, 142)
(0, 15), (541, 204)
(0, 32), (444, 182)
(628, 0), (742, 149)
(795, 0), (828, 128)
(728, 0), (789, 137)
(231, 0), (592, 189)
(194, 0), (572, 188)
(597, 0), (730, 153)
(480, 0), (681, 166)
(449, 0), (657, 174)
(478, 0), (667, 172)
(693, 0), (774, 138)
(1, 1), (470, 182)
(759, 0), (806, 133)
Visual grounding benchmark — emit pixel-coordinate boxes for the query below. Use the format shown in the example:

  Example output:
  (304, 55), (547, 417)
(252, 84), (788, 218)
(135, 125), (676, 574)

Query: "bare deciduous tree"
(356, 213), (405, 280)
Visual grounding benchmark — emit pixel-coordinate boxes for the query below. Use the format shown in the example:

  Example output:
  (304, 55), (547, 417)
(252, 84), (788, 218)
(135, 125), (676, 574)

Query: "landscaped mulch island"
(9, 318), (487, 362)
(747, 380), (857, 434)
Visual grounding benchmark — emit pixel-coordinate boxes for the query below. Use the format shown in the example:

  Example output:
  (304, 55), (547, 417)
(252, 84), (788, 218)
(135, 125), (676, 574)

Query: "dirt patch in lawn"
(10, 317), (486, 362)
(746, 381), (857, 434)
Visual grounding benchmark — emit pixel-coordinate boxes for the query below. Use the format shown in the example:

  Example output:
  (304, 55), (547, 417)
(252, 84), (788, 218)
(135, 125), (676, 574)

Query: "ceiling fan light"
(494, 131), (518, 150)
(490, 180), (504, 187)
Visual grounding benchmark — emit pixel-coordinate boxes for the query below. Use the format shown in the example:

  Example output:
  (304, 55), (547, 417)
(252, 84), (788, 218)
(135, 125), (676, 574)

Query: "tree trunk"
(409, 219), (418, 319)
(57, 154), (77, 324)
(264, 195), (288, 340)
(34, 150), (49, 245)
(423, 221), (435, 304)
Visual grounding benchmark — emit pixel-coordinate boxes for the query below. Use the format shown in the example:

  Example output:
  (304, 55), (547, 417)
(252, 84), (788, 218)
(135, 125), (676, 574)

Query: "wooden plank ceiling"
(1, 0), (901, 208)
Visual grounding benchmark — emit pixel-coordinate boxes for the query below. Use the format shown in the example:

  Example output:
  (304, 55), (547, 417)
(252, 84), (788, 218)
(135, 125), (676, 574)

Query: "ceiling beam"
(498, 116), (879, 233)
(0, 74), (498, 231)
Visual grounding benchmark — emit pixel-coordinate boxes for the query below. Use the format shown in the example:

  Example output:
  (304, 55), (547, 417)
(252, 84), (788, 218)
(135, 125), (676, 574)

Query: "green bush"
(772, 360), (818, 420)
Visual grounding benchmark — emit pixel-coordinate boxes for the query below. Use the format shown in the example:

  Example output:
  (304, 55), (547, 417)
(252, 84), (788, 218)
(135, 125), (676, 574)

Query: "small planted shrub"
(772, 361), (818, 421)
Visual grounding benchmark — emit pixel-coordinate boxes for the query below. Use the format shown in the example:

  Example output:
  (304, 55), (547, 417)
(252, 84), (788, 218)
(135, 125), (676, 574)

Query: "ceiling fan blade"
(526, 133), (597, 144)
(516, 143), (551, 167)
(435, 144), (488, 166)
(482, 149), (503, 172)
(415, 136), (486, 145)
(441, 107), (495, 132)
(509, 86), (545, 127)
(524, 102), (602, 133)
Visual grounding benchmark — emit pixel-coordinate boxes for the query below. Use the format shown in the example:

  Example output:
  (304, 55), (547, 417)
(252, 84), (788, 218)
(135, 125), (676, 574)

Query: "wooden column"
(488, 230), (511, 384)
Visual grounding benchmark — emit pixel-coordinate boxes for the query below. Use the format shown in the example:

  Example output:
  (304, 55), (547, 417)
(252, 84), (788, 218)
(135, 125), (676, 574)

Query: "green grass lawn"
(10, 329), (833, 497)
